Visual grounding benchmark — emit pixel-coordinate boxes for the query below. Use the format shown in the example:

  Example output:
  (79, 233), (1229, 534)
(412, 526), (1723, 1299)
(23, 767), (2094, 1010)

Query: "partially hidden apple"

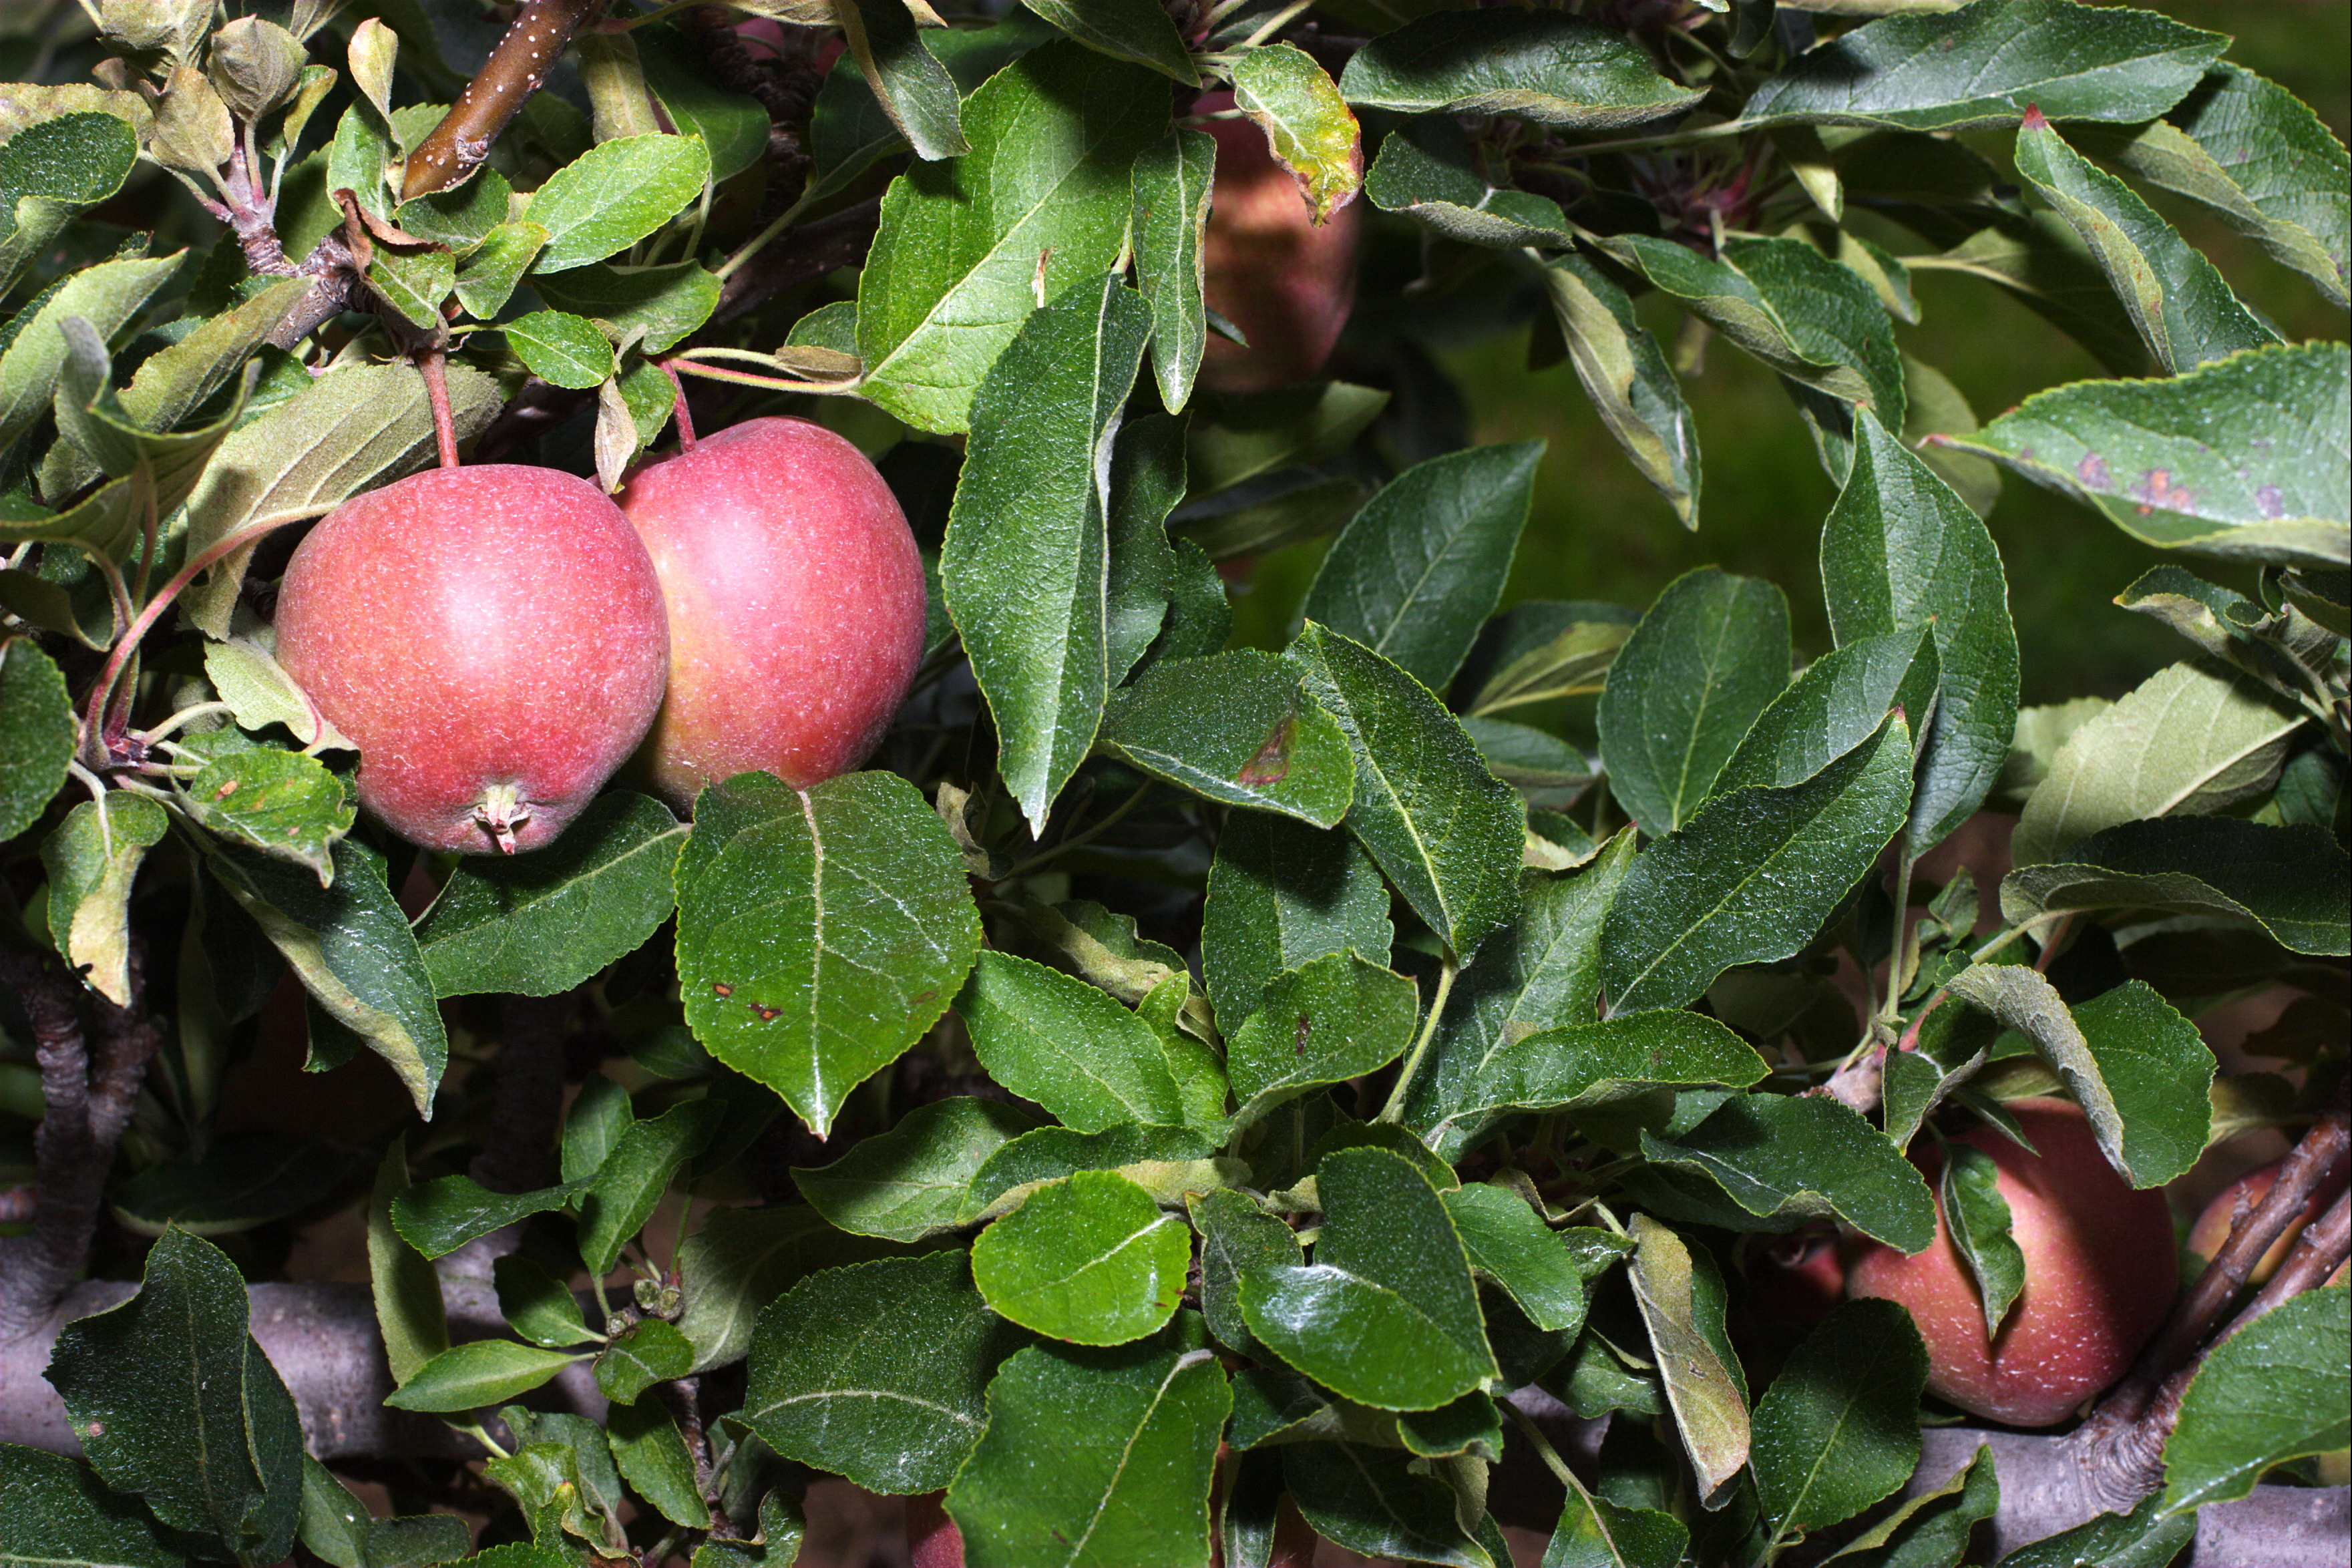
(274, 465), (668, 855)
(616, 417), (926, 812)
(1199, 92), (1362, 393)
(1846, 1097), (2176, 1428)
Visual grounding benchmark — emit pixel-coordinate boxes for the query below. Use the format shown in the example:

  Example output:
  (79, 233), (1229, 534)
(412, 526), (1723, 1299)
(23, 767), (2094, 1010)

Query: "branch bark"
(401, 0), (606, 201)
(0, 947), (160, 1346)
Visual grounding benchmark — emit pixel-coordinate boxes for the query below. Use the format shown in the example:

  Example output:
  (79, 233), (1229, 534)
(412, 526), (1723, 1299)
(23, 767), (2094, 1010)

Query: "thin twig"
(401, 0), (607, 200)
(419, 348), (461, 469)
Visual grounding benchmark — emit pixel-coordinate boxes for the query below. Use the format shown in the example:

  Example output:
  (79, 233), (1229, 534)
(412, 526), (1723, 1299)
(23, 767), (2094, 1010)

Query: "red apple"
(1846, 1098), (2176, 1428)
(2187, 1157), (2349, 1286)
(1199, 93), (1361, 393)
(274, 465), (668, 855)
(1745, 1225), (1848, 1330)
(907, 1492), (961, 1568)
(616, 417), (926, 811)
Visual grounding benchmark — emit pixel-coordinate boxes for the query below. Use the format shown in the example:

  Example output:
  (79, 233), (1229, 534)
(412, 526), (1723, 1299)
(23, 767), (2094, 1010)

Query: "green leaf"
(1099, 650), (1355, 827)
(1539, 253), (1700, 528)
(367, 248), (453, 331)
(40, 794), (169, 1007)
(1187, 1187), (1301, 1360)
(2002, 818), (2351, 957)
(1597, 566), (1792, 835)
(594, 1318), (693, 1405)
(417, 793), (683, 998)
(674, 1204), (908, 1373)
(454, 222), (547, 319)
(201, 632), (350, 752)
(2160, 1285), (2350, 1515)
(47, 1229), (302, 1565)
(176, 361), (501, 636)
(394, 168), (513, 250)
(1442, 1010), (1770, 1124)
(1231, 43), (1360, 222)
(971, 1169), (1191, 1344)
(946, 1340), (1229, 1567)
(180, 745), (353, 886)
(204, 837), (447, 1117)
(1442, 1182), (1585, 1334)
(857, 43), (1166, 433)
(956, 950), (1203, 1135)
(1290, 624), (1523, 962)
(1284, 1442), (1492, 1568)
(528, 262), (721, 355)
(0, 112), (140, 294)
(384, 1340), (585, 1413)
(391, 1174), (575, 1260)
(2011, 115), (2276, 374)
(494, 1255), (596, 1350)
(1227, 952), (1418, 1125)
(577, 1099), (725, 1276)
(674, 770), (980, 1136)
(606, 1403), (709, 1529)
(635, 26), (769, 182)
(837, 0), (966, 162)
(1625, 1213), (1749, 1511)
(1402, 835), (1635, 1155)
(1021, 0), (1195, 85)
(2010, 660), (2305, 865)
(1639, 1092), (1938, 1251)
(1740, 0), (2224, 131)
(1129, 130), (1214, 413)
(0, 1444), (186, 1568)
(942, 275), (1151, 830)
(366, 1141), (445, 1387)
(1822, 411), (2020, 850)
(1541, 1487), (1686, 1568)
(500, 309), (615, 391)
(1594, 234), (1904, 431)
(2076, 65), (2349, 310)
(1365, 113), (1573, 250)
(0, 252), (182, 455)
(1923, 213), (2152, 379)
(110, 1133), (347, 1237)
(1, 648), (92, 829)
(1715, 628), (1935, 796)
(1186, 379), (1389, 496)
(1239, 1145), (1498, 1410)
(1750, 1300), (1927, 1543)
(1601, 715), (1911, 1014)
(1944, 971), (2214, 1187)
(1820, 1443), (1997, 1568)
(1939, 1143), (2025, 1339)
(301, 1453), (473, 1568)
(1304, 442), (1544, 693)
(743, 1250), (1020, 1495)
(794, 1096), (1044, 1242)
(1936, 341), (2349, 569)
(1338, 8), (1702, 128)
(562, 1076), (632, 1187)
(1202, 811), (1392, 1030)
(963, 1122), (1226, 1223)
(524, 133), (710, 271)
(1995, 1495), (2194, 1568)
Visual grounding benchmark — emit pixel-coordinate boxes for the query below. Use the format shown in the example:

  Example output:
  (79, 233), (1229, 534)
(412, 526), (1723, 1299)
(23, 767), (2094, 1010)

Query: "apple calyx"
(474, 781), (533, 855)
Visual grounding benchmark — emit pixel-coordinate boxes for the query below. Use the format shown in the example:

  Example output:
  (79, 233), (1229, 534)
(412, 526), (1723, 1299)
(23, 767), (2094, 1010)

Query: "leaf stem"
(713, 189), (819, 284)
(1546, 118), (1753, 162)
(999, 783), (1153, 879)
(1375, 952), (1458, 1125)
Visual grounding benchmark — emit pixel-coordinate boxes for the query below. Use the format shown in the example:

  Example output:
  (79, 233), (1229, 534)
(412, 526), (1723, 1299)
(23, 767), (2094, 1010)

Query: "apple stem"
(420, 349), (461, 469)
(661, 361), (697, 449)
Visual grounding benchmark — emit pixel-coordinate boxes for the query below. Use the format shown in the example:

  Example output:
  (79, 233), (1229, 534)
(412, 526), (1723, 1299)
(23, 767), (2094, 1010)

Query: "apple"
(274, 465), (668, 855)
(1846, 1097), (2176, 1428)
(1199, 92), (1362, 393)
(2187, 1156), (2350, 1285)
(906, 1492), (960, 1568)
(1744, 1225), (1847, 1330)
(616, 417), (926, 812)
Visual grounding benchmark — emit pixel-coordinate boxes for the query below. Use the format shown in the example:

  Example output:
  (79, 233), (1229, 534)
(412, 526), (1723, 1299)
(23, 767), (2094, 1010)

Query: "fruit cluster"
(276, 418), (927, 852)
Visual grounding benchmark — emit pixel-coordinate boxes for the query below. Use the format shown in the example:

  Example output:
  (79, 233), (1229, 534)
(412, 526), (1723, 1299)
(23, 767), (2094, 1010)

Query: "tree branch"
(401, 0), (606, 201)
(0, 946), (158, 1345)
